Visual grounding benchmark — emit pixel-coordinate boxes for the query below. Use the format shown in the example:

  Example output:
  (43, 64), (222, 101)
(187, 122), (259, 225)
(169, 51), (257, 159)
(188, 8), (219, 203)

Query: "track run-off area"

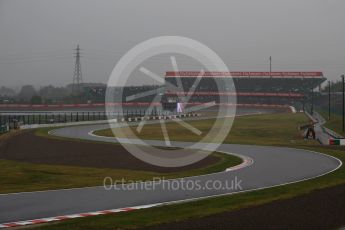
(0, 115), (342, 228)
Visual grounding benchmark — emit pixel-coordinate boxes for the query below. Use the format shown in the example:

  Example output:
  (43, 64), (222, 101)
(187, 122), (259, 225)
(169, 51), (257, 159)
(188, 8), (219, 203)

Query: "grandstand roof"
(165, 71), (324, 79)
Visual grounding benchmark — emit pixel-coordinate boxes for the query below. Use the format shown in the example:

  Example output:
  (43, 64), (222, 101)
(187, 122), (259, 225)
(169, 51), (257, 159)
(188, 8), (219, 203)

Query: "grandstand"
(162, 71), (326, 111)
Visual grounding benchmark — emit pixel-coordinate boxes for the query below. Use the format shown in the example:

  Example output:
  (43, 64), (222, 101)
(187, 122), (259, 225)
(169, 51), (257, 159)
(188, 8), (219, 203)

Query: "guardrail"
(322, 126), (343, 139)
(305, 111), (345, 146)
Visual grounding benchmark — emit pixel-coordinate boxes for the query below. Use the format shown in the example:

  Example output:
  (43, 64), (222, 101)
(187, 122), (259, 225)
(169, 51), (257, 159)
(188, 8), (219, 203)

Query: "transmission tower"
(72, 45), (83, 95)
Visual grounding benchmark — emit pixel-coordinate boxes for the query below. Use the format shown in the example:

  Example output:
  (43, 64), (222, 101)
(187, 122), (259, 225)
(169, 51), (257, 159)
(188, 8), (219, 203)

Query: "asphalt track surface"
(0, 120), (342, 225)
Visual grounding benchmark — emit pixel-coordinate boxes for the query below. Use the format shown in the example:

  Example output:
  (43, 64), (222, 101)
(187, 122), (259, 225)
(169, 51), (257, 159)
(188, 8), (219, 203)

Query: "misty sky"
(0, 0), (344, 88)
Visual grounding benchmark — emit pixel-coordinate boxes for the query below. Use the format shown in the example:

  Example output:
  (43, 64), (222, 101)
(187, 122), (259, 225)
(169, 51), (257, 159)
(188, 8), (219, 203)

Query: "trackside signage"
(329, 139), (345, 146)
(165, 71), (324, 77)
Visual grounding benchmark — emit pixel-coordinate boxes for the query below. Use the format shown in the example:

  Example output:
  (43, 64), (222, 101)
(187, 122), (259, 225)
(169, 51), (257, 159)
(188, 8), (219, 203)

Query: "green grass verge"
(0, 152), (240, 194)
(94, 112), (318, 147)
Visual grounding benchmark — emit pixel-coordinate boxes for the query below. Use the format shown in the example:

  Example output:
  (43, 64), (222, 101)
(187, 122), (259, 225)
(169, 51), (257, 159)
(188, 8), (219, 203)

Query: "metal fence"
(316, 93), (342, 115)
(0, 109), (180, 130)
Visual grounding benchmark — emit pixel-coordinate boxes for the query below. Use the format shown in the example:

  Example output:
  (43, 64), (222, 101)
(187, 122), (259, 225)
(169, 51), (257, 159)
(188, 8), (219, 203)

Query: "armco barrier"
(305, 111), (344, 146)
(323, 126), (343, 139)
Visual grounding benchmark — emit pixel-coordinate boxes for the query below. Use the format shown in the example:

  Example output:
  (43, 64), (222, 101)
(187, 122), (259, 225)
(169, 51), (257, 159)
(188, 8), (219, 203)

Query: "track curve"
(0, 121), (341, 226)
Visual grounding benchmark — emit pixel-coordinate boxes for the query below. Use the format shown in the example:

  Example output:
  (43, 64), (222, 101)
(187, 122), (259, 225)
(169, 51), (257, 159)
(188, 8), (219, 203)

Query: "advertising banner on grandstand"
(165, 71), (323, 78)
